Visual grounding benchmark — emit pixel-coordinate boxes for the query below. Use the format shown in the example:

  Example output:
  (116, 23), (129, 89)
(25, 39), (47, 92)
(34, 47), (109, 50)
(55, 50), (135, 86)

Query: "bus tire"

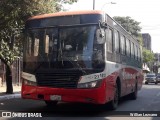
(109, 83), (119, 110)
(129, 83), (138, 100)
(45, 101), (58, 107)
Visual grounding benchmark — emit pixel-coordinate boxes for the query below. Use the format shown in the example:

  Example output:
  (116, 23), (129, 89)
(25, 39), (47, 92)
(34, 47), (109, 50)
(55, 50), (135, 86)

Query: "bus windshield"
(24, 25), (105, 73)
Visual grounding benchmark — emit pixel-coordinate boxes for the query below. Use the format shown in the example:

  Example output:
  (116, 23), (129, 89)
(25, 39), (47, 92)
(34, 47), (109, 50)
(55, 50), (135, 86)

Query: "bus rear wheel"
(129, 84), (138, 100)
(45, 101), (58, 107)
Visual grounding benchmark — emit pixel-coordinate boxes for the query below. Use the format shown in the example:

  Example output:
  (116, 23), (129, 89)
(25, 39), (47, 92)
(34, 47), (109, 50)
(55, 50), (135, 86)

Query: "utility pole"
(93, 0), (95, 10)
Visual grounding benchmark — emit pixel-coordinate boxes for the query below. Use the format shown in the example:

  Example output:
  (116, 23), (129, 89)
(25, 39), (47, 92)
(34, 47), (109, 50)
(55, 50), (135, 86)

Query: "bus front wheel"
(109, 83), (119, 110)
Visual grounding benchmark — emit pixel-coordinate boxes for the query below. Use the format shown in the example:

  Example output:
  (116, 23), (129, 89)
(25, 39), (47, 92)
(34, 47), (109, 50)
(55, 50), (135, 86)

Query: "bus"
(21, 10), (143, 110)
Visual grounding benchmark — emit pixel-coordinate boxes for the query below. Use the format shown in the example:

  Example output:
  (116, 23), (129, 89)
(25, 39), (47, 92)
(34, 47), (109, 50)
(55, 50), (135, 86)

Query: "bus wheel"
(109, 83), (119, 110)
(129, 84), (137, 100)
(45, 101), (58, 107)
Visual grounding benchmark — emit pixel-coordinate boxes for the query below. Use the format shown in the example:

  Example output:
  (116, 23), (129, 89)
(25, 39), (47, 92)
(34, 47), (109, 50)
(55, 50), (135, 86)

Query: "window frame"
(126, 38), (131, 57)
(106, 27), (114, 53)
(114, 30), (120, 53)
(120, 34), (126, 55)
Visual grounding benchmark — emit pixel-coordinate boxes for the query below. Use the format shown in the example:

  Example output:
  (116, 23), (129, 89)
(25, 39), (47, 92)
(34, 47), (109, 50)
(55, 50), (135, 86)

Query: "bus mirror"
(96, 29), (105, 44)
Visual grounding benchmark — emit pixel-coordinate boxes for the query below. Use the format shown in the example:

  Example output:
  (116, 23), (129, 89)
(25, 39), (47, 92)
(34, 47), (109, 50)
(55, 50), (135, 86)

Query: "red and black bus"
(22, 10), (143, 110)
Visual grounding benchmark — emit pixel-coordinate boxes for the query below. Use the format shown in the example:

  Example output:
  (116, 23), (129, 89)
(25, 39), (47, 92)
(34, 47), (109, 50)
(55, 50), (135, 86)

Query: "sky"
(64, 0), (160, 53)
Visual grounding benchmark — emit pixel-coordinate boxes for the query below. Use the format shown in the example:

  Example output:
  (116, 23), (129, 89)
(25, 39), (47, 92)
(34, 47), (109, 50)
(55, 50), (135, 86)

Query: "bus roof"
(28, 10), (104, 20)
(27, 10), (139, 45)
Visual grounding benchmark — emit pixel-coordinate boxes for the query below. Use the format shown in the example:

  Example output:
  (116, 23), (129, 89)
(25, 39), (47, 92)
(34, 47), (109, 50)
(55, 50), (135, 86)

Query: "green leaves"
(0, 0), (78, 66)
(113, 16), (155, 63)
(113, 16), (142, 38)
(142, 48), (154, 63)
(0, 40), (15, 65)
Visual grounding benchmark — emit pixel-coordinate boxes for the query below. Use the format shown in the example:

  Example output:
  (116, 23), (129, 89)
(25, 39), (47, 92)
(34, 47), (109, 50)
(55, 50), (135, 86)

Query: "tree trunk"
(5, 65), (13, 94)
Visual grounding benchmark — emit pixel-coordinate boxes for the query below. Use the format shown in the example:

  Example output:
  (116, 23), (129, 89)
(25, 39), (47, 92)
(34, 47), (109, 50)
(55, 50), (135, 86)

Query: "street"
(0, 84), (160, 120)
(0, 0), (160, 120)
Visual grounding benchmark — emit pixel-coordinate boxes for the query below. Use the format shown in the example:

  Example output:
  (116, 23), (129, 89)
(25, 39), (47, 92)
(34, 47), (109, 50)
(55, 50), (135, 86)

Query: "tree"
(142, 48), (155, 73)
(0, 0), (78, 94)
(113, 16), (142, 39)
(113, 16), (155, 63)
(142, 48), (154, 63)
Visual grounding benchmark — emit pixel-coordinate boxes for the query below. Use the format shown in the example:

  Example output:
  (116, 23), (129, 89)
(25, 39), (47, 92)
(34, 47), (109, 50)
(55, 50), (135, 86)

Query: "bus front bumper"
(21, 83), (107, 104)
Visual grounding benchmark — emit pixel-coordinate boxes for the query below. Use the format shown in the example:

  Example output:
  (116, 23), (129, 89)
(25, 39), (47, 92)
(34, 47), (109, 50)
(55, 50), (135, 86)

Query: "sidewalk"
(0, 85), (21, 101)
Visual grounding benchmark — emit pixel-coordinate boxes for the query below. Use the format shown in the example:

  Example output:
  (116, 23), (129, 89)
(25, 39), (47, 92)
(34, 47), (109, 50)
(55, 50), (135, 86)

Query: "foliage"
(142, 48), (154, 63)
(0, 0), (77, 65)
(56, 0), (78, 11)
(113, 16), (155, 65)
(113, 16), (142, 38)
(0, 0), (78, 93)
(137, 33), (143, 46)
(0, 40), (17, 65)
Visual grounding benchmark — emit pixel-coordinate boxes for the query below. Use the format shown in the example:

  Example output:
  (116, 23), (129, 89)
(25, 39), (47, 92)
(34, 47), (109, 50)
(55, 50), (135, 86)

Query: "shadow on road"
(20, 102), (115, 117)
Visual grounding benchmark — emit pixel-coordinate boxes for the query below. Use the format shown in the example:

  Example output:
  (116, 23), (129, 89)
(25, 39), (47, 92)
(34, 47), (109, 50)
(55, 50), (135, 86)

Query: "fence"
(12, 57), (22, 86)
(0, 57), (22, 86)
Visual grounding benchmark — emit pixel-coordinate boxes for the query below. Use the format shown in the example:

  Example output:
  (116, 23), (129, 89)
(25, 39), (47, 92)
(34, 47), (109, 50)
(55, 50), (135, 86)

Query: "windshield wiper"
(62, 55), (86, 74)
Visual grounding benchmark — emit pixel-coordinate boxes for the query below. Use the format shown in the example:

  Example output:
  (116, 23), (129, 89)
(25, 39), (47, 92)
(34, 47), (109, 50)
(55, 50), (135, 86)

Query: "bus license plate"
(50, 95), (61, 101)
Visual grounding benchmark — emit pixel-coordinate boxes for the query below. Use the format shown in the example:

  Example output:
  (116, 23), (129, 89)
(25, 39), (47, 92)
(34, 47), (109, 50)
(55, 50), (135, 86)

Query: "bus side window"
(136, 46), (139, 60)
(138, 47), (141, 61)
(120, 35), (126, 55)
(114, 30), (120, 53)
(134, 45), (138, 60)
(106, 28), (113, 53)
(139, 48), (142, 61)
(126, 38), (131, 57)
(131, 42), (135, 58)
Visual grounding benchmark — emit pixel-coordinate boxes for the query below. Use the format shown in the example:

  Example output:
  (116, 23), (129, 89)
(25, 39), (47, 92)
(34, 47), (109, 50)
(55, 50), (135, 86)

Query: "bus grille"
(36, 70), (82, 88)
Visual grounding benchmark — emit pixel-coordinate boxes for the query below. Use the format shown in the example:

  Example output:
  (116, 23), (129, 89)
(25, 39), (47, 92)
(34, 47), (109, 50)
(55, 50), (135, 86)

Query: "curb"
(0, 93), (21, 101)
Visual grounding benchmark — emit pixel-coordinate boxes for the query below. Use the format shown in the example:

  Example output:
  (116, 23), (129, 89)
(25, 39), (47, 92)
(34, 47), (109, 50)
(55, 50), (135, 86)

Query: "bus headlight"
(77, 80), (102, 88)
(23, 79), (37, 86)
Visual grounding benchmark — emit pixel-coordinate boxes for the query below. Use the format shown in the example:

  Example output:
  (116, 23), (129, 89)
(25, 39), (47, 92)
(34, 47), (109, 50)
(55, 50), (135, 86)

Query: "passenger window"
(131, 42), (135, 58)
(114, 30), (120, 53)
(106, 28), (113, 52)
(120, 35), (126, 55)
(138, 47), (141, 61)
(126, 38), (131, 57)
(134, 45), (138, 60)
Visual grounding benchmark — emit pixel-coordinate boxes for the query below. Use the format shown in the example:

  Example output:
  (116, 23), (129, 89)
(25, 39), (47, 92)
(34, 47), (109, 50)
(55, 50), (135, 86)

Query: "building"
(153, 53), (160, 74)
(142, 33), (153, 72)
(142, 33), (151, 51)
(154, 53), (160, 63)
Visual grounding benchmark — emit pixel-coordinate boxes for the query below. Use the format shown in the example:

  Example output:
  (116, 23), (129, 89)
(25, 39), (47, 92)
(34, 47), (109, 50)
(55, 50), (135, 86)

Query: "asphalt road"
(0, 84), (160, 120)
